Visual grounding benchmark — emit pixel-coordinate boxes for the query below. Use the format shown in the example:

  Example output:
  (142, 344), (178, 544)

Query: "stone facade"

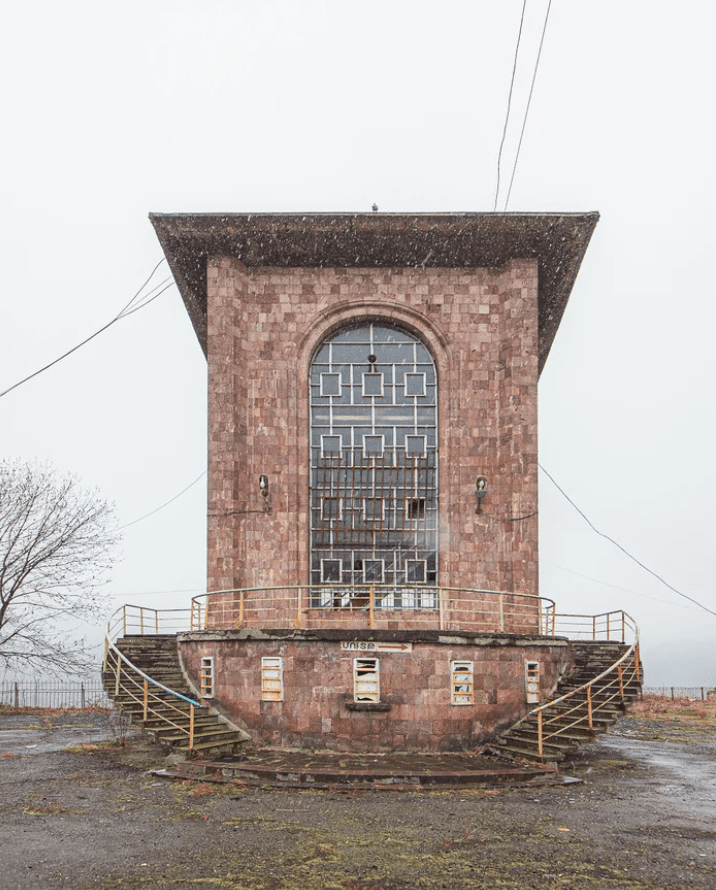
(151, 212), (598, 751)
(206, 260), (539, 602)
(179, 630), (569, 752)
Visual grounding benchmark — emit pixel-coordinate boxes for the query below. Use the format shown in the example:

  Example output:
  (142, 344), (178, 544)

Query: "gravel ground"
(1, 709), (715, 889)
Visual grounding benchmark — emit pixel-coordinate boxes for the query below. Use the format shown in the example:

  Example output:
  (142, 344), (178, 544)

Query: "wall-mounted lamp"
(259, 475), (269, 499)
(475, 476), (488, 514)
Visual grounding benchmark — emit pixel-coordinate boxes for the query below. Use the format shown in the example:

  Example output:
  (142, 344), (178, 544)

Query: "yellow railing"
(104, 607), (206, 749)
(104, 599), (639, 758)
(186, 585), (557, 635)
(524, 610), (640, 758)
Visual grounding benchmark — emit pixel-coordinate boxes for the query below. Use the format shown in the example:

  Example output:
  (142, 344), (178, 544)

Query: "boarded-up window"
(451, 660), (474, 705)
(200, 656), (214, 699)
(525, 661), (540, 704)
(354, 657), (380, 702)
(261, 657), (284, 702)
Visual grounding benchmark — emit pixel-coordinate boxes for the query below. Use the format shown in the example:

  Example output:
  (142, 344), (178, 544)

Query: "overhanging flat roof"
(150, 212), (598, 373)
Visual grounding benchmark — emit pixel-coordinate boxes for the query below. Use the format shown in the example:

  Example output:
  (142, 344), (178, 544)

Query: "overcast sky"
(1, 1), (714, 686)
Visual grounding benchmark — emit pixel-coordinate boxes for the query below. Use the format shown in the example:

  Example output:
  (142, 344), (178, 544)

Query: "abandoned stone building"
(105, 212), (641, 760)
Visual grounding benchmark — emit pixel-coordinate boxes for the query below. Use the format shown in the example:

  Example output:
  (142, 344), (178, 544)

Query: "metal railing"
(104, 598), (641, 761)
(188, 585), (557, 635)
(104, 607), (206, 749)
(0, 680), (111, 710)
(522, 610), (640, 758)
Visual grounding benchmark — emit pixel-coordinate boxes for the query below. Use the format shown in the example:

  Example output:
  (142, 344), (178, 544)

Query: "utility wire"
(493, 0), (528, 212)
(539, 463), (716, 618)
(546, 561), (702, 611)
(504, 0), (553, 210)
(0, 258), (171, 400)
(116, 470), (207, 531)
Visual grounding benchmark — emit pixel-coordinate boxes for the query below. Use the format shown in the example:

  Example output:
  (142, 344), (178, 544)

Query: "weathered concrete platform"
(155, 749), (565, 790)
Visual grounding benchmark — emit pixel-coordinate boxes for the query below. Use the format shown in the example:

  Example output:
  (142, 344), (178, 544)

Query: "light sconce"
(475, 476), (488, 514)
(259, 475), (269, 500)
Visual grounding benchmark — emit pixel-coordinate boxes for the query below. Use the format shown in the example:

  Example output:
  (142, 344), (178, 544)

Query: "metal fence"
(0, 680), (112, 710)
(642, 686), (716, 701)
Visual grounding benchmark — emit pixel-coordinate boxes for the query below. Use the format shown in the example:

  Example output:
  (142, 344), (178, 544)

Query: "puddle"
(599, 734), (716, 824)
(0, 713), (137, 756)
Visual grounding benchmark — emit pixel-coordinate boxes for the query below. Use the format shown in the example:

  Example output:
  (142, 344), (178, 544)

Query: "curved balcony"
(187, 585), (556, 636)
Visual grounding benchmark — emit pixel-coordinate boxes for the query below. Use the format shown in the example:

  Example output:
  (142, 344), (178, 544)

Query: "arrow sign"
(340, 641), (413, 654)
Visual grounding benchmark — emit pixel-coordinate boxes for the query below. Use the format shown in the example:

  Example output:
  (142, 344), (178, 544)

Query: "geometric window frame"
(363, 434), (384, 455)
(321, 434), (342, 456)
(405, 434), (426, 455)
(321, 558), (343, 583)
(321, 373), (342, 397)
(321, 496), (342, 521)
(363, 559), (385, 584)
(405, 559), (427, 584)
(404, 372), (426, 397)
(362, 372), (384, 398)
(363, 497), (386, 522)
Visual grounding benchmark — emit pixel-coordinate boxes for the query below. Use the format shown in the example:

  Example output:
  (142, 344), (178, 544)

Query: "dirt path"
(1, 709), (715, 889)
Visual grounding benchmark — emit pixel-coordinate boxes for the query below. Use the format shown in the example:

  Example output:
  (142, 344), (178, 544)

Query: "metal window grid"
(310, 323), (438, 607)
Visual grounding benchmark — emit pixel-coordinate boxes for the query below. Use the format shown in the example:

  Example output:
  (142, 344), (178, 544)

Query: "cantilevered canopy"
(150, 212), (598, 373)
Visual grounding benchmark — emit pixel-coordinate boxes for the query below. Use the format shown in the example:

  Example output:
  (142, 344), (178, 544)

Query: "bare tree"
(0, 460), (121, 674)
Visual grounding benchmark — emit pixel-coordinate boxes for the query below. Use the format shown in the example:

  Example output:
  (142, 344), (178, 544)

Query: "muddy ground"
(1, 699), (715, 890)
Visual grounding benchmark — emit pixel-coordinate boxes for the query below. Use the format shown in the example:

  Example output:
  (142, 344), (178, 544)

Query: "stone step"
(173, 736), (249, 756)
(490, 741), (567, 763)
(158, 728), (244, 746)
(492, 639), (641, 764)
(105, 633), (248, 758)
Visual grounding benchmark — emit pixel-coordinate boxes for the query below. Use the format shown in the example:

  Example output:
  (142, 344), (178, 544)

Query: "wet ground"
(1, 707), (715, 889)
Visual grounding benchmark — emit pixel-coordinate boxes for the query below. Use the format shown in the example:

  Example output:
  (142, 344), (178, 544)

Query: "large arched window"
(309, 322), (438, 607)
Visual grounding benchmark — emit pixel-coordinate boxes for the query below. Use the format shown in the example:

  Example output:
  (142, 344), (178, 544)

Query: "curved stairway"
(489, 640), (642, 763)
(102, 634), (250, 758)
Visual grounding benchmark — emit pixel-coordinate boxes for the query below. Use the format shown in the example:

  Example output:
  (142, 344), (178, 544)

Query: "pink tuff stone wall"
(180, 635), (566, 752)
(206, 259), (539, 623)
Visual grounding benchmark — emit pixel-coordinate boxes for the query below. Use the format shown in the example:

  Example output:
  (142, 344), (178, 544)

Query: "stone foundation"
(179, 629), (569, 752)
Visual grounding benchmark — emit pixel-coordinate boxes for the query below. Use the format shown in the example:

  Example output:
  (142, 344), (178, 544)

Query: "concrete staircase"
(103, 634), (249, 758)
(490, 641), (642, 763)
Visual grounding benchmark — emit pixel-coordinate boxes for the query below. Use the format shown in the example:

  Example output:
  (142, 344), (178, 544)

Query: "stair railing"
(104, 607), (206, 749)
(529, 610), (640, 758)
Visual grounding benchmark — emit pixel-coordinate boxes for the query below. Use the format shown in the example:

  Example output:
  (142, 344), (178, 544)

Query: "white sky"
(1, 1), (714, 686)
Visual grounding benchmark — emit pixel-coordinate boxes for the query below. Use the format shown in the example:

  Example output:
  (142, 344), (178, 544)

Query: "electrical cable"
(116, 470), (207, 531)
(504, 0), (553, 210)
(493, 0), (528, 212)
(539, 463), (716, 618)
(0, 258), (171, 400)
(545, 561), (703, 611)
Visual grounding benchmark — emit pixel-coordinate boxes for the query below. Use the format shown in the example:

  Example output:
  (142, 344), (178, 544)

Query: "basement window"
(200, 657), (214, 699)
(525, 661), (540, 704)
(354, 657), (380, 702)
(451, 661), (474, 705)
(261, 657), (284, 702)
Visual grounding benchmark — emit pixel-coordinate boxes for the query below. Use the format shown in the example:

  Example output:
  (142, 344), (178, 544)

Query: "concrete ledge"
(179, 627), (568, 649)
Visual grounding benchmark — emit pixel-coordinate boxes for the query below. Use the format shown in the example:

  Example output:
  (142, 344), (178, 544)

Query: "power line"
(0, 258), (172, 400)
(504, 0), (553, 210)
(117, 470), (207, 531)
(493, 0), (528, 212)
(545, 561), (702, 612)
(539, 463), (716, 619)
